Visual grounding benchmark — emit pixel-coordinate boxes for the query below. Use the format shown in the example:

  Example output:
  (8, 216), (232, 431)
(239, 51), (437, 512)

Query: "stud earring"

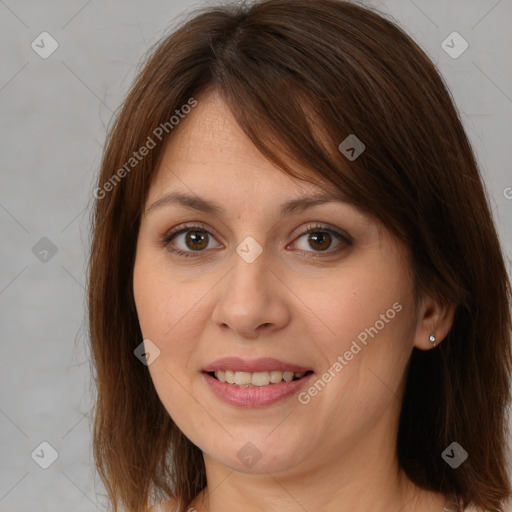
(429, 333), (436, 346)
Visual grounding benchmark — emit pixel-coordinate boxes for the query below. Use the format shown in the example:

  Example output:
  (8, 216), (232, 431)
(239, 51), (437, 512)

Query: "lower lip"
(202, 372), (314, 408)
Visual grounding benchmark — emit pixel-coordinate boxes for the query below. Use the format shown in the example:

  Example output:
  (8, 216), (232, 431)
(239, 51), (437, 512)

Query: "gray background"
(1, 0), (511, 511)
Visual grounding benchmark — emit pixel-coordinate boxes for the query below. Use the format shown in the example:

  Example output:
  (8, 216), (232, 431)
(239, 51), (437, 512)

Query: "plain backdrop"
(1, 0), (511, 511)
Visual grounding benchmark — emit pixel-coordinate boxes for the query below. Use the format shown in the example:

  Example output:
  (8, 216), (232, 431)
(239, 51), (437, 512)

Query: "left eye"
(298, 231), (336, 252)
(291, 227), (349, 254)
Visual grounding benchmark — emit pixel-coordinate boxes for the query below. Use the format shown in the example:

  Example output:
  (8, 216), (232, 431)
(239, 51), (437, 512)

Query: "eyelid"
(291, 222), (352, 245)
(162, 222), (223, 248)
(163, 221), (220, 241)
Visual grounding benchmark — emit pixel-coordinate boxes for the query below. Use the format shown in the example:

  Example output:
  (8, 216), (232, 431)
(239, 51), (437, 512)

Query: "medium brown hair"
(88, 1), (512, 511)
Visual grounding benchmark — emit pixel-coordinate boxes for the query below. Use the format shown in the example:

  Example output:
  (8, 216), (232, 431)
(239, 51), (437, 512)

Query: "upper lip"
(202, 357), (313, 373)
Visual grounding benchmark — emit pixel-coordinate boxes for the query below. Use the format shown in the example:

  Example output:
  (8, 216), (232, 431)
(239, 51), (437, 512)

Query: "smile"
(211, 370), (311, 387)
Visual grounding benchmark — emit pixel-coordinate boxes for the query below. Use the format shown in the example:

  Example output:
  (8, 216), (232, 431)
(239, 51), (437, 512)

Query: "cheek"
(296, 263), (412, 353)
(294, 259), (416, 407)
(296, 281), (414, 447)
(132, 251), (218, 396)
(133, 256), (206, 423)
(133, 252), (205, 340)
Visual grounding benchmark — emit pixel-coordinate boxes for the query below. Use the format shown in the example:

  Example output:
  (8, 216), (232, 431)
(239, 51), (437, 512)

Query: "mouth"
(201, 357), (315, 406)
(205, 369), (314, 387)
(202, 356), (314, 386)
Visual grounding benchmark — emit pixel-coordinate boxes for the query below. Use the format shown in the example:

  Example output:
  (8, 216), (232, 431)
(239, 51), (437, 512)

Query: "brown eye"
(291, 223), (352, 257)
(185, 230), (209, 250)
(163, 224), (223, 257)
(307, 231), (332, 251)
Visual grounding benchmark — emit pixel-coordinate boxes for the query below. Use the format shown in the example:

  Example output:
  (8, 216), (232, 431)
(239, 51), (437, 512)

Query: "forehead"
(147, 91), (335, 202)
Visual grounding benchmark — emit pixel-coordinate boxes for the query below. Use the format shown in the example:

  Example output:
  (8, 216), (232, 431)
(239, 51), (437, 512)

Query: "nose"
(211, 249), (291, 340)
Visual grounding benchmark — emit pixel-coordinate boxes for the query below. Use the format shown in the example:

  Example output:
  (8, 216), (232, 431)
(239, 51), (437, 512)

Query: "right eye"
(162, 223), (223, 258)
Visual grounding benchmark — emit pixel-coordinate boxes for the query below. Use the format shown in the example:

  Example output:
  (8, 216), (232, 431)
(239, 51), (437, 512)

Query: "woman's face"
(133, 91), (431, 477)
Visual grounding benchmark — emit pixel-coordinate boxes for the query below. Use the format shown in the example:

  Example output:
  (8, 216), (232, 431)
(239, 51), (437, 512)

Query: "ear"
(413, 293), (456, 350)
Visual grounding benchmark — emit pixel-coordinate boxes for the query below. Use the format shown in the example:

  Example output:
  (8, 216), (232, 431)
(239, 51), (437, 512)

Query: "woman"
(88, 1), (512, 511)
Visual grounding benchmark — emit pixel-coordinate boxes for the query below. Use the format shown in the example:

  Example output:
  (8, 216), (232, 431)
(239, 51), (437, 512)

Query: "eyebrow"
(145, 190), (347, 217)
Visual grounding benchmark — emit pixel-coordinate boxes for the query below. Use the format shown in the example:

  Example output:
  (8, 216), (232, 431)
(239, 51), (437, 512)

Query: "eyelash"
(161, 222), (352, 259)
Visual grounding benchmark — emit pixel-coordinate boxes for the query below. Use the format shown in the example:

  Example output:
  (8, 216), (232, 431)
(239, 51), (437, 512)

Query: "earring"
(429, 333), (436, 346)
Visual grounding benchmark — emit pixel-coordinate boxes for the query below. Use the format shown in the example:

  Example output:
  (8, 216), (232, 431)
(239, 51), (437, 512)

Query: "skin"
(133, 90), (455, 512)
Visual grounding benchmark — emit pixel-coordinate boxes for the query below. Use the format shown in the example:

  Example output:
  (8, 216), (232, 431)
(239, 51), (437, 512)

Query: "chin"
(202, 434), (308, 474)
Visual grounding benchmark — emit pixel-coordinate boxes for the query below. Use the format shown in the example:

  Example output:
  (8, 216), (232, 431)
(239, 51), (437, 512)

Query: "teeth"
(270, 370), (283, 383)
(213, 370), (308, 386)
(252, 371), (271, 386)
(234, 372), (252, 385)
(283, 371), (294, 382)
